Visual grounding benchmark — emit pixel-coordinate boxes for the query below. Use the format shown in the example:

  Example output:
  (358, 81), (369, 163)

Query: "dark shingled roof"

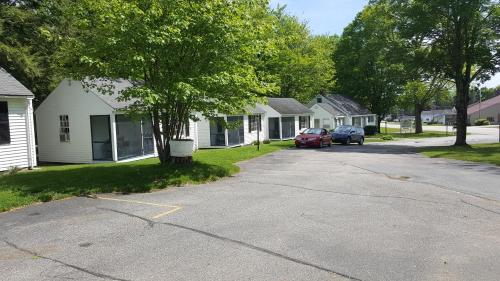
(322, 94), (372, 116)
(267, 98), (313, 115)
(0, 68), (34, 97)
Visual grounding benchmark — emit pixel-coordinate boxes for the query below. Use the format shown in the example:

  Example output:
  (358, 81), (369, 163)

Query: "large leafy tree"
(264, 7), (336, 103)
(0, 0), (71, 106)
(333, 1), (407, 131)
(61, 0), (275, 165)
(394, 0), (499, 145)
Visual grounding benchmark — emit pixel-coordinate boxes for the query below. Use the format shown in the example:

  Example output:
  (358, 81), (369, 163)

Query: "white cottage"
(0, 68), (37, 171)
(35, 79), (170, 163)
(194, 105), (267, 148)
(264, 98), (314, 140)
(308, 94), (377, 129)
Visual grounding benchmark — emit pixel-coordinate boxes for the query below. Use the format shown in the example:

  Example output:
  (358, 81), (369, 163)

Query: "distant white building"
(35, 79), (177, 163)
(307, 94), (377, 129)
(0, 68), (37, 171)
(421, 108), (456, 124)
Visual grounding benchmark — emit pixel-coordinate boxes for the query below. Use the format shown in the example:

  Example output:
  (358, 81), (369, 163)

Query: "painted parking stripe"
(96, 197), (182, 219)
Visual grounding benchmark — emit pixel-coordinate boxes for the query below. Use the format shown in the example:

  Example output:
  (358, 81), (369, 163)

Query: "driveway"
(1, 136), (500, 280)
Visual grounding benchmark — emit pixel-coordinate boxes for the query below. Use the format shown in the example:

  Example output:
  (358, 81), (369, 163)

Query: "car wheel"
(346, 137), (351, 145)
(358, 137), (364, 145)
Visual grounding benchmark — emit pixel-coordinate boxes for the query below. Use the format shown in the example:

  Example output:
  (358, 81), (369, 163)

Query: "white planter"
(170, 140), (194, 157)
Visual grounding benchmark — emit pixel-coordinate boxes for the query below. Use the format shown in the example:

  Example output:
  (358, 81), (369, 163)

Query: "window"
(59, 115), (70, 142)
(299, 116), (310, 129)
(0, 101), (10, 144)
(368, 116), (375, 123)
(317, 97), (322, 103)
(248, 115), (260, 132)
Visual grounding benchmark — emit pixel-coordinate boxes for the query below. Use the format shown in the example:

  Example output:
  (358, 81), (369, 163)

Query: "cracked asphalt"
(1, 132), (500, 281)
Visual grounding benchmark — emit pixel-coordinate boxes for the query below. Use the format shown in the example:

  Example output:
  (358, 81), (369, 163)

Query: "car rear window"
(303, 128), (322, 135)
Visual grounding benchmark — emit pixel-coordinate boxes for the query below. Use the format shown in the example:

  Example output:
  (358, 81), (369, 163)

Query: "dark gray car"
(331, 125), (365, 145)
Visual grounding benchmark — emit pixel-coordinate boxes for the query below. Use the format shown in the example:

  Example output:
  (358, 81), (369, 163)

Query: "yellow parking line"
(152, 206), (183, 219)
(96, 196), (182, 219)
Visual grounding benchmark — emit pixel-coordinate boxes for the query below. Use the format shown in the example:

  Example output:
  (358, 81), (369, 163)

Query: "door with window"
(210, 117), (226, 146)
(281, 117), (295, 139)
(227, 116), (244, 146)
(90, 115), (112, 161)
(268, 117), (280, 139)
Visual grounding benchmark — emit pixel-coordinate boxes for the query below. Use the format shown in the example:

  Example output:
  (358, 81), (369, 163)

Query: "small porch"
(90, 114), (155, 162)
(268, 115), (312, 140)
(209, 116), (246, 147)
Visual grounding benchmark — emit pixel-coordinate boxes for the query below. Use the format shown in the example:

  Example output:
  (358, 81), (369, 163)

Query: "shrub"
(381, 135), (394, 141)
(262, 139), (271, 144)
(474, 119), (490, 126)
(252, 140), (260, 146)
(364, 125), (378, 136)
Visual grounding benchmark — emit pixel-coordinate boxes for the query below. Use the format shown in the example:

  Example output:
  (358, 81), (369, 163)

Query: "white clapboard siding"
(35, 80), (114, 163)
(0, 98), (32, 171)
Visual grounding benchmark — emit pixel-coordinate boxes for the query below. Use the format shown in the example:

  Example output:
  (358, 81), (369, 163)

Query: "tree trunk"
(377, 115), (383, 133)
(454, 79), (469, 146)
(152, 109), (171, 165)
(415, 106), (423, 134)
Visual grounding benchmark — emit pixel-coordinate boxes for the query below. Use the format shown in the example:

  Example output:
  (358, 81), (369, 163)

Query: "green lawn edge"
(365, 127), (452, 143)
(419, 143), (500, 166)
(0, 141), (294, 212)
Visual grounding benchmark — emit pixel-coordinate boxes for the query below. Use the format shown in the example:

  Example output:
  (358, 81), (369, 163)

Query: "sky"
(269, 0), (499, 88)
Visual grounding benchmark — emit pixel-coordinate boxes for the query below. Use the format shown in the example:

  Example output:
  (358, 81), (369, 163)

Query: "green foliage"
(474, 119), (490, 126)
(0, 0), (70, 106)
(62, 0), (276, 164)
(392, 0), (499, 145)
(363, 125), (378, 136)
(333, 1), (407, 122)
(420, 143), (500, 166)
(0, 141), (293, 212)
(262, 7), (336, 102)
(381, 135), (394, 141)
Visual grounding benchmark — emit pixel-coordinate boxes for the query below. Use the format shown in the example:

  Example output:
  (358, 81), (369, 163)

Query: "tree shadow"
(0, 161), (230, 199)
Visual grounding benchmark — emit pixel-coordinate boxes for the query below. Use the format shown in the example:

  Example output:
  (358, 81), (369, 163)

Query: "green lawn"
(0, 141), (293, 212)
(419, 143), (500, 166)
(366, 127), (451, 142)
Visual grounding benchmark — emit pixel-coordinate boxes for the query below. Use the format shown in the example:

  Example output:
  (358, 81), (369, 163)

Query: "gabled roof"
(316, 102), (344, 116)
(0, 68), (34, 97)
(319, 94), (372, 116)
(468, 95), (500, 115)
(267, 98), (313, 115)
(84, 78), (136, 110)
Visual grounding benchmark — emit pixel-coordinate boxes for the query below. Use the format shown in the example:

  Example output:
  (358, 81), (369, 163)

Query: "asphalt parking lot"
(1, 140), (500, 281)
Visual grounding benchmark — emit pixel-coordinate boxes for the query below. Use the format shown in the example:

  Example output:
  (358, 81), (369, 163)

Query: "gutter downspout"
(25, 98), (36, 169)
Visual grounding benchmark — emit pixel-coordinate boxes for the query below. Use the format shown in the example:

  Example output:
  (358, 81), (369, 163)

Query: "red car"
(294, 128), (332, 148)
